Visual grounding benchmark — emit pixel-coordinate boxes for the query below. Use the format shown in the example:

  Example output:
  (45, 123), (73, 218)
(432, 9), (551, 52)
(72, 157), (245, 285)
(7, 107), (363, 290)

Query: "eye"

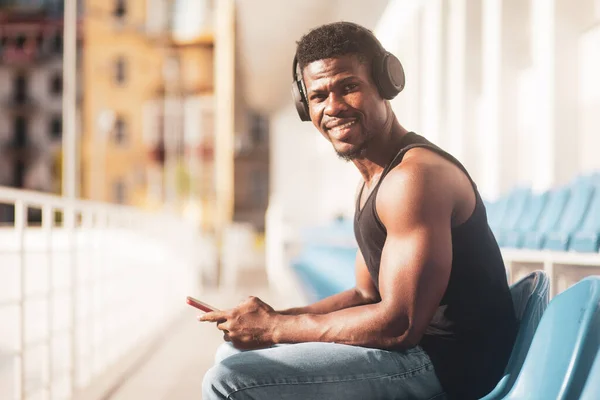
(309, 93), (327, 103)
(343, 83), (358, 93)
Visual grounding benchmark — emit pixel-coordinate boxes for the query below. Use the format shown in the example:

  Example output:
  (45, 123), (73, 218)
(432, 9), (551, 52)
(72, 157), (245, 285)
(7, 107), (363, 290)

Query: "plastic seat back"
(535, 187), (571, 233)
(505, 277), (600, 400)
(522, 187), (571, 249)
(579, 347), (600, 400)
(480, 271), (549, 399)
(502, 192), (548, 248)
(578, 189), (600, 233)
(570, 179), (600, 252)
(503, 188), (531, 231)
(488, 195), (511, 233)
(557, 179), (594, 233)
(544, 180), (595, 250)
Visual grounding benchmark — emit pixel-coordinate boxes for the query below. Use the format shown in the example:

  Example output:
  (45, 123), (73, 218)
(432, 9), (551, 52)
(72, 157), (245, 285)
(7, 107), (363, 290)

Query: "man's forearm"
(278, 287), (376, 315)
(273, 302), (412, 350)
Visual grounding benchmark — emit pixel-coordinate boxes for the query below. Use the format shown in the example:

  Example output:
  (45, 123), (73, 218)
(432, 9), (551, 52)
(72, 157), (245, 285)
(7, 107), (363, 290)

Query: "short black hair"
(295, 22), (384, 71)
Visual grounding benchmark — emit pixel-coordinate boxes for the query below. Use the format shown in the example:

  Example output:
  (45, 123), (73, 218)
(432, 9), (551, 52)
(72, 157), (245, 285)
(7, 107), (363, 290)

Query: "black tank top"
(354, 132), (518, 399)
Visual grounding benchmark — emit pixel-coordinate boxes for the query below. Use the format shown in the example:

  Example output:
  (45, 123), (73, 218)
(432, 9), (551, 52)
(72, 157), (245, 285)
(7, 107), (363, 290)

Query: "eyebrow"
(308, 76), (361, 95)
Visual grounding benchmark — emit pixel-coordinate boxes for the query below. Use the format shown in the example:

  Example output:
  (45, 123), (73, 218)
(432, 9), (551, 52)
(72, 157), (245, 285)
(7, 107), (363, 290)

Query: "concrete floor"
(106, 273), (306, 400)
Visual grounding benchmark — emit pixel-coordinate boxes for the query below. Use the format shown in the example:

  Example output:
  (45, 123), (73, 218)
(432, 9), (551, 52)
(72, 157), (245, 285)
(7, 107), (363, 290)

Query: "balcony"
(0, 45), (62, 66)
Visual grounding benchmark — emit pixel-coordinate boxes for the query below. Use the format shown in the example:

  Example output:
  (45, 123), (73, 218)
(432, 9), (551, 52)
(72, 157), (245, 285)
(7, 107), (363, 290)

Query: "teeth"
(331, 120), (356, 130)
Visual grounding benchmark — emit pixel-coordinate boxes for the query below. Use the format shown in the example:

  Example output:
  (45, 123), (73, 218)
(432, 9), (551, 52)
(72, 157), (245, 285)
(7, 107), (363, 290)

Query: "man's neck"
(352, 119), (409, 185)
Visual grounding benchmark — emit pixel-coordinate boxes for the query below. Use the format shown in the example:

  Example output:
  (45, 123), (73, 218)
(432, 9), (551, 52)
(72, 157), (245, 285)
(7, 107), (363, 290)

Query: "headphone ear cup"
(292, 80), (311, 121)
(373, 52), (405, 100)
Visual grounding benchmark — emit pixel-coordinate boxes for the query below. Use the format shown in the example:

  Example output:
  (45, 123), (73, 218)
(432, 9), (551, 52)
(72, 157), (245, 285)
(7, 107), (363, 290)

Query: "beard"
(335, 141), (369, 161)
(333, 128), (373, 161)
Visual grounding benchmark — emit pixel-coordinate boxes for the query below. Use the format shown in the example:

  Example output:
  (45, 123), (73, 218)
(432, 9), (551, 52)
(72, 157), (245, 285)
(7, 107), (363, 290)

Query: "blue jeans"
(202, 342), (447, 399)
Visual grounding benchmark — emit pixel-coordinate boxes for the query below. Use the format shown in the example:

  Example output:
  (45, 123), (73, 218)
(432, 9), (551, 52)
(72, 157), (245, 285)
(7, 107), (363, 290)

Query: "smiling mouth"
(327, 120), (357, 134)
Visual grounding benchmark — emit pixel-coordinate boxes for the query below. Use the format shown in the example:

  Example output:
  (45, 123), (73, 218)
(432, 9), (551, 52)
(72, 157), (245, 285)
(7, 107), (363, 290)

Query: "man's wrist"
(271, 313), (286, 344)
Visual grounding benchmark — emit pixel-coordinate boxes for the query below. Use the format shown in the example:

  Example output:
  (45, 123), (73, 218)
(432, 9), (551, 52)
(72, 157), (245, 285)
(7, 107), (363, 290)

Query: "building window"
(13, 161), (26, 188)
(15, 34), (26, 50)
(114, 0), (127, 19)
(49, 116), (62, 140)
(49, 73), (62, 96)
(52, 33), (63, 54)
(114, 117), (127, 145)
(13, 73), (27, 103)
(113, 179), (126, 204)
(36, 33), (44, 49)
(114, 56), (127, 85)
(14, 117), (28, 147)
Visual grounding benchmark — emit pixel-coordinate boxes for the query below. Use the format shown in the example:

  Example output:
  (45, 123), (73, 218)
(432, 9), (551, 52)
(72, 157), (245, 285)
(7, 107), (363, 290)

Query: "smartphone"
(186, 296), (220, 313)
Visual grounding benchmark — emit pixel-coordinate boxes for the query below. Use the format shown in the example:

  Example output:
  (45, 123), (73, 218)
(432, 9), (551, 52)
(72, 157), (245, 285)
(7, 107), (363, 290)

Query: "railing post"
(65, 203), (77, 395)
(14, 200), (26, 400)
(42, 204), (54, 400)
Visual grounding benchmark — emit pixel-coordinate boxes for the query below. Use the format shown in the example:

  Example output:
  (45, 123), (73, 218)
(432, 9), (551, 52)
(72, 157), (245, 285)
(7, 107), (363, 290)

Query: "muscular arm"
(273, 161), (456, 350)
(279, 249), (381, 315)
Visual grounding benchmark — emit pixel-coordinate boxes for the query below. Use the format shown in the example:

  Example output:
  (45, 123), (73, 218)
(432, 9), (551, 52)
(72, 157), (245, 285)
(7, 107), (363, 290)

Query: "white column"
(579, 20), (600, 172)
(377, 0), (423, 130)
(529, 0), (556, 191)
(553, 0), (595, 183)
(478, 0), (525, 198)
(479, 0), (502, 199)
(419, 0), (443, 144)
(445, 0), (466, 161)
(462, 0), (483, 177)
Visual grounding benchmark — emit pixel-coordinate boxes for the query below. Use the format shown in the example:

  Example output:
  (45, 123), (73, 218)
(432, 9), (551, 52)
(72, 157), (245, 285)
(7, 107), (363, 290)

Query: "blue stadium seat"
(521, 186), (571, 249)
(579, 347), (600, 400)
(501, 276), (600, 400)
(292, 220), (357, 301)
(493, 188), (531, 247)
(487, 193), (513, 234)
(570, 176), (600, 252)
(544, 178), (595, 251)
(292, 246), (356, 301)
(502, 192), (549, 248)
(480, 271), (549, 399)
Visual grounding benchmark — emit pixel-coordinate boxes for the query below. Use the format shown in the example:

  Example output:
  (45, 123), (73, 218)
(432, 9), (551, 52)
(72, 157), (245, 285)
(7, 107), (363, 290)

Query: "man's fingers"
(198, 311), (227, 322)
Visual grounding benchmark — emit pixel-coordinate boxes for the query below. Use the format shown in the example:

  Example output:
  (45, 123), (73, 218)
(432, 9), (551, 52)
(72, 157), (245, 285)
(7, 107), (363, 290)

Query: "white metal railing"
(503, 249), (600, 297)
(0, 186), (214, 400)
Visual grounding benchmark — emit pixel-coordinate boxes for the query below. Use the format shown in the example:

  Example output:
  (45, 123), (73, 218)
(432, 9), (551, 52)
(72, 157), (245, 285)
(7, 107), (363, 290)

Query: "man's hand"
(198, 296), (278, 350)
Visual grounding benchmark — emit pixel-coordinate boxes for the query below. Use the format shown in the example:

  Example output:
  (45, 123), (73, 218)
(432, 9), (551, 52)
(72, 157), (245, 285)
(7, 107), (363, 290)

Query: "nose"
(324, 92), (349, 117)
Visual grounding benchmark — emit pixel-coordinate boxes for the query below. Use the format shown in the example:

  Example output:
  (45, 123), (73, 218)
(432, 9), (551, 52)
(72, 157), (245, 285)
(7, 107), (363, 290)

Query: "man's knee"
(202, 362), (234, 400)
(214, 342), (242, 364)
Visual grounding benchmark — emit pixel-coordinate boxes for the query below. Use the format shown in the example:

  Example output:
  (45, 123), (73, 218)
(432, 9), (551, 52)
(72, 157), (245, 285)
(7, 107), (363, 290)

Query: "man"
(201, 22), (517, 400)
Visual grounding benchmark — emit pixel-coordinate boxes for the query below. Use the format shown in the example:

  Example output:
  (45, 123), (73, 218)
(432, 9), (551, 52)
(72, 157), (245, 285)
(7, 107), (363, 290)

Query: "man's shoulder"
(376, 156), (454, 216)
(383, 148), (455, 193)
(378, 146), (476, 226)
(377, 147), (471, 217)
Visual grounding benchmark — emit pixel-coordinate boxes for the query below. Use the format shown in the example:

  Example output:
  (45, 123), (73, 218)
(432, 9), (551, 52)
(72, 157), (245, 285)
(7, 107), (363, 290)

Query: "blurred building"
(159, 0), (216, 225)
(81, 0), (166, 207)
(234, 112), (270, 231)
(81, 0), (220, 228)
(0, 0), (78, 195)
